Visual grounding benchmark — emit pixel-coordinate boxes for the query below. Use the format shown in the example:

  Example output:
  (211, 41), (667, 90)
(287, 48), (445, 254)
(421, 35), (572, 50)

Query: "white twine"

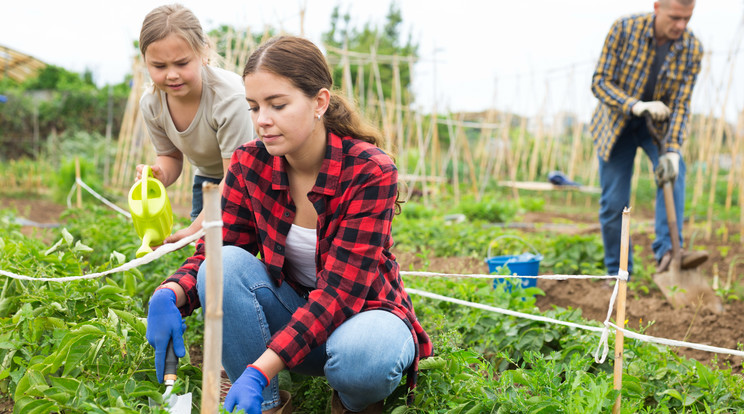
(609, 322), (744, 358)
(403, 270), (620, 362)
(66, 178), (132, 219)
(407, 288), (606, 333)
(201, 220), (224, 229)
(400, 270), (618, 280)
(593, 268), (629, 363)
(0, 228), (204, 282)
(10, 186), (744, 364)
(407, 286), (744, 363)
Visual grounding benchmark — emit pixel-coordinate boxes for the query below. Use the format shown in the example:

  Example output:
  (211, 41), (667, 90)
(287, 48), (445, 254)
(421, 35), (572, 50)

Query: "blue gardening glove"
(655, 152), (680, 185)
(146, 288), (186, 383)
(224, 365), (269, 414)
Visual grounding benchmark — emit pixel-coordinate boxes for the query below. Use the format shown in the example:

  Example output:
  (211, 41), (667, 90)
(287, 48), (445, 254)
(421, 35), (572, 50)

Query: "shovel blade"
(165, 392), (192, 414)
(654, 266), (723, 314)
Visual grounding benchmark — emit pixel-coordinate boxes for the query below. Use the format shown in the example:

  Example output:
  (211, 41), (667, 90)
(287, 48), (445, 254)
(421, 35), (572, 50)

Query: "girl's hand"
(135, 164), (165, 182)
(164, 220), (202, 244)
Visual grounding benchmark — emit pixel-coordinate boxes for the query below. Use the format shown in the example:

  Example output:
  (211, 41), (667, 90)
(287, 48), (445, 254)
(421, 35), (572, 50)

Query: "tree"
(322, 2), (418, 103)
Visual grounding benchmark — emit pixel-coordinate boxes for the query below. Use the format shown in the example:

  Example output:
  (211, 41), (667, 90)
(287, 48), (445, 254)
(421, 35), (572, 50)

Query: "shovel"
(149, 339), (193, 414)
(643, 113), (723, 313)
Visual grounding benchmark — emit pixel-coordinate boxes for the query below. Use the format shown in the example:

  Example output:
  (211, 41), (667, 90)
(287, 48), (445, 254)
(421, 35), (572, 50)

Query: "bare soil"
(396, 207), (744, 373)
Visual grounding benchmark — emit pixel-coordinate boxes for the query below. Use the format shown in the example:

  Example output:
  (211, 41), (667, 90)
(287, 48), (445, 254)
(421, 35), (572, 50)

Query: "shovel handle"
(641, 110), (669, 152)
(164, 338), (178, 384)
(662, 180), (681, 257)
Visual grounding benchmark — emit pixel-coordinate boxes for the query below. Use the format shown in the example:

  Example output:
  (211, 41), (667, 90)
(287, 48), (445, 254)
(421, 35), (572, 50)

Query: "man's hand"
(655, 152), (681, 184)
(632, 101), (671, 121)
(145, 288), (186, 383)
(224, 365), (268, 414)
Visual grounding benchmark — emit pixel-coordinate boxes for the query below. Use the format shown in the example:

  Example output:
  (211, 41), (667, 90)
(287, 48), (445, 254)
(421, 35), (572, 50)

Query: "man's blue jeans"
(598, 117), (686, 276)
(196, 245), (415, 411)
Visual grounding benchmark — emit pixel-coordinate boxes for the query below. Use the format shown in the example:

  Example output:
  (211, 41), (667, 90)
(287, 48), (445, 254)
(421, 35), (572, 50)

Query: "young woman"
(137, 4), (253, 243)
(145, 35), (431, 414)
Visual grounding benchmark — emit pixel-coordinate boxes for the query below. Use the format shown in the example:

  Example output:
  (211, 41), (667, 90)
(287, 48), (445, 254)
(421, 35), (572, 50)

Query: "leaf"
(12, 398), (58, 414)
(110, 250), (126, 265)
(661, 388), (684, 402)
(389, 406), (409, 414)
(49, 376), (81, 394)
(61, 228), (74, 246)
(73, 240), (94, 253)
(419, 357), (447, 371)
(14, 369), (48, 400)
(44, 237), (64, 256)
(61, 333), (99, 376)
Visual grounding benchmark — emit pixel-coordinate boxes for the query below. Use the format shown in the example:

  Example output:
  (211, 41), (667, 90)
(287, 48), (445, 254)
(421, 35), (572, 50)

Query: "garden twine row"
(4, 178), (744, 366)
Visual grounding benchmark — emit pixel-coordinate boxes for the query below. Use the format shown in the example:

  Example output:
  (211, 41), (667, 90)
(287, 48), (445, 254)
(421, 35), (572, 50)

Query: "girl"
(137, 4), (253, 243)
(145, 35), (432, 414)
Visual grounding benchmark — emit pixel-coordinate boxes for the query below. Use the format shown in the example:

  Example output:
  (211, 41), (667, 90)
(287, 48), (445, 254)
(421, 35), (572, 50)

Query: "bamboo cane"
(629, 153), (642, 210)
(455, 115), (480, 197)
(444, 114), (460, 202)
(528, 113), (545, 182)
(201, 182), (223, 414)
(75, 157), (82, 208)
(565, 119), (584, 206)
(513, 117), (528, 184)
(705, 113), (726, 239)
(503, 113), (520, 201)
(738, 110), (744, 244)
(356, 62), (366, 112)
(612, 207), (631, 414)
(341, 40), (354, 102)
(725, 101), (744, 211)
(689, 52), (715, 228)
(112, 56), (142, 189)
(704, 44), (738, 238)
(393, 55), (404, 164)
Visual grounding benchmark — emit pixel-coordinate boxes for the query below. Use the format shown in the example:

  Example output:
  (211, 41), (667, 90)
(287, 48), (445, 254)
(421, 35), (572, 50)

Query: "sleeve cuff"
(247, 364), (270, 384)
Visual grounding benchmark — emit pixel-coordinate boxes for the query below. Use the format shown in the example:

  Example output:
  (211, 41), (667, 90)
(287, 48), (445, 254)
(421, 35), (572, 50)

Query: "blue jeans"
(191, 175), (222, 221)
(196, 246), (415, 411)
(598, 117), (686, 275)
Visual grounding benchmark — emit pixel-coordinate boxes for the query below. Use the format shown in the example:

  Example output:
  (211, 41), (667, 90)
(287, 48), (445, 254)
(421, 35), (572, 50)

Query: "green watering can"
(128, 166), (173, 258)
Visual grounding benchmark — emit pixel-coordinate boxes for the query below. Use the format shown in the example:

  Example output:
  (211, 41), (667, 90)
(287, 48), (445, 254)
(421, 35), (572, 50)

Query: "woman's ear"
(315, 88), (331, 117)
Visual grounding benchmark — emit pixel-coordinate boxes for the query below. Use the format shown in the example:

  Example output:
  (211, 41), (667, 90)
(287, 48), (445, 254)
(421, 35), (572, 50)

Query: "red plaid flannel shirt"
(163, 131), (432, 390)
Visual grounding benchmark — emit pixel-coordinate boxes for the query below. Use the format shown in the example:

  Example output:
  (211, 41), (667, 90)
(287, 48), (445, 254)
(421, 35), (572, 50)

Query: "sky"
(1, 0), (743, 118)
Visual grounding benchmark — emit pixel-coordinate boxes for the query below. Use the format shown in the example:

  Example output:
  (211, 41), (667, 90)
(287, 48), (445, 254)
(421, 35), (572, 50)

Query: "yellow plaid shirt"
(590, 13), (703, 161)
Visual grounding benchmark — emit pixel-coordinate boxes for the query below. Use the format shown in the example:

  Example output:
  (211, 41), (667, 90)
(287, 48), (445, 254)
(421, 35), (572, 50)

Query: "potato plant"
(1, 204), (744, 413)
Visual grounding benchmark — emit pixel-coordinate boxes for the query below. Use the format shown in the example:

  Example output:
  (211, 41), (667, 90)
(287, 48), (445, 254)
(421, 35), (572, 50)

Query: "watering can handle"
(141, 165), (151, 217)
(487, 235), (540, 258)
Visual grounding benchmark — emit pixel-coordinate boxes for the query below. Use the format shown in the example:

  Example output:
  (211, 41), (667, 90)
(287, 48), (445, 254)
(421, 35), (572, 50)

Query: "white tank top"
(284, 224), (318, 288)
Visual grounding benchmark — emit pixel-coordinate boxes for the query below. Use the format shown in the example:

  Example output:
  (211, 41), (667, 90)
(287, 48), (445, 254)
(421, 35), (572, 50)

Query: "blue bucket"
(485, 236), (542, 291)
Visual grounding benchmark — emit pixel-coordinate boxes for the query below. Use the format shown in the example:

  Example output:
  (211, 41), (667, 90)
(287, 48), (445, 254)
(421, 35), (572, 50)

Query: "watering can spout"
(128, 166), (173, 258)
(136, 230), (155, 258)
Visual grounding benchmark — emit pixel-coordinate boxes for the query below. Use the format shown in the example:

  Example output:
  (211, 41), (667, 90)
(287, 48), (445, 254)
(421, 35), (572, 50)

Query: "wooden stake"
(724, 113), (742, 210)
(612, 207), (631, 414)
(201, 182), (223, 414)
(74, 157), (82, 208)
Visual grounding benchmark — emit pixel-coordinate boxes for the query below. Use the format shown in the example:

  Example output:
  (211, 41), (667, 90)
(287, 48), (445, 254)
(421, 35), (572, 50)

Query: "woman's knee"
(197, 245), (267, 304)
(325, 311), (414, 392)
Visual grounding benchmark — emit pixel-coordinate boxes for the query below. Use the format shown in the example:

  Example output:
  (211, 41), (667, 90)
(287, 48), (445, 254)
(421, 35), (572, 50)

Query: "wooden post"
(201, 182), (223, 414)
(74, 157), (82, 208)
(612, 207), (631, 414)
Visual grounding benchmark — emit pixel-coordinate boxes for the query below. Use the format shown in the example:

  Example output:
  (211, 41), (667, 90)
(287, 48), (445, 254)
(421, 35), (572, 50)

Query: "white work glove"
(632, 100), (671, 121)
(655, 151), (680, 184)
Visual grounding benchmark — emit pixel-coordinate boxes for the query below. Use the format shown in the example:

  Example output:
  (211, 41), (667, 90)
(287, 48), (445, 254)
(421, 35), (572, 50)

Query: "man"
(590, 0), (707, 276)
